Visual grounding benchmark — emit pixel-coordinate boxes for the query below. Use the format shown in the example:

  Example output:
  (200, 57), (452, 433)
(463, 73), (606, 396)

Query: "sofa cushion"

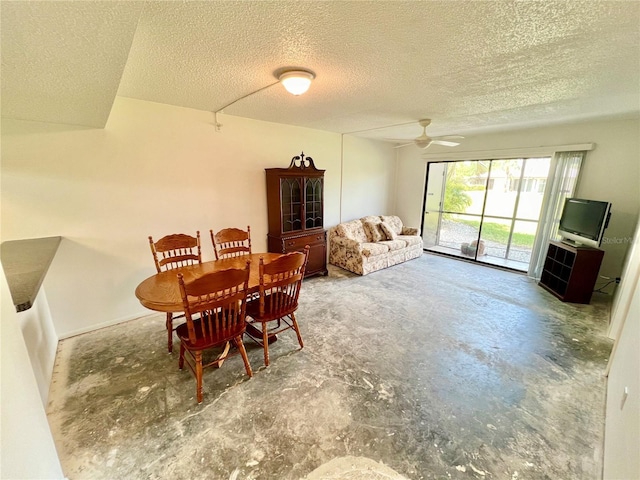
(361, 242), (389, 257)
(363, 221), (385, 242)
(380, 215), (404, 235)
(379, 239), (407, 251)
(379, 221), (397, 240)
(336, 219), (368, 243)
(397, 235), (422, 247)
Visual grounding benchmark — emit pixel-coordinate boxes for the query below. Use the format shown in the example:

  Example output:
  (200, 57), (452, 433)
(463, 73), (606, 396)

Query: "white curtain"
(528, 151), (584, 279)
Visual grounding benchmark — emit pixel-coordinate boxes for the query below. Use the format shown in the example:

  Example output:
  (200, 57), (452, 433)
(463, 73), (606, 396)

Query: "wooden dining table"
(135, 252), (284, 313)
(135, 252), (285, 358)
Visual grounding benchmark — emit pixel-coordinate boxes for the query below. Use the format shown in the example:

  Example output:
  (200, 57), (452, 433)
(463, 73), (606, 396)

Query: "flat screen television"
(558, 198), (611, 248)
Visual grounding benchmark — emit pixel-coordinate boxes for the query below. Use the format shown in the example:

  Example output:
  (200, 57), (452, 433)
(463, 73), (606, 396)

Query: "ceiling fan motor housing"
(415, 137), (432, 148)
(415, 119), (433, 148)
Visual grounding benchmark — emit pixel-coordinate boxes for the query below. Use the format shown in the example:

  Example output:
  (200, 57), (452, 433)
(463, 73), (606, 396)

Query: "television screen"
(558, 198), (611, 248)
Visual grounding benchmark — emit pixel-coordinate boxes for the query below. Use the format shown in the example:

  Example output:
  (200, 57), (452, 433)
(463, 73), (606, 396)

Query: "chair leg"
(178, 342), (185, 369)
(236, 336), (253, 377)
(262, 322), (270, 367)
(290, 313), (304, 349)
(166, 312), (173, 353)
(195, 351), (203, 404)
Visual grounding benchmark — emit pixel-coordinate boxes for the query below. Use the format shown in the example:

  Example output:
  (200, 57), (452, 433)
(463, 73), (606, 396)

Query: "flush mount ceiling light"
(278, 69), (315, 95)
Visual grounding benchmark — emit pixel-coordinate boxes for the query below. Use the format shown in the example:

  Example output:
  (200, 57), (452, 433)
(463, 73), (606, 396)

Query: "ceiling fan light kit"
(278, 69), (315, 95)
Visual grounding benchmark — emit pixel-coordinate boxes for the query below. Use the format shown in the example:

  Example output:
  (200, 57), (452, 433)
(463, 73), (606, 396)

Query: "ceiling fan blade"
(435, 135), (465, 140)
(430, 139), (461, 147)
(430, 135), (464, 147)
(391, 121), (464, 149)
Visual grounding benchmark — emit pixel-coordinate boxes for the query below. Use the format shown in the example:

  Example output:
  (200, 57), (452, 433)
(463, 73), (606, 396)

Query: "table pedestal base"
(245, 323), (278, 344)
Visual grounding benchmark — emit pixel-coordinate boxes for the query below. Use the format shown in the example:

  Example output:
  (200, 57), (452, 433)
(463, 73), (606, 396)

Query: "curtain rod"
(421, 143), (595, 161)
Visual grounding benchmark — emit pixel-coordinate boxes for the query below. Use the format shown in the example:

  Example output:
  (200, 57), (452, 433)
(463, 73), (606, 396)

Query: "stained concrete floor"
(47, 253), (613, 479)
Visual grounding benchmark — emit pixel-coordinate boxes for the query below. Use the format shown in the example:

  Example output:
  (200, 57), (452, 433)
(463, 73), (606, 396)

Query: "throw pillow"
(379, 222), (397, 240)
(364, 221), (384, 242)
(380, 215), (403, 235)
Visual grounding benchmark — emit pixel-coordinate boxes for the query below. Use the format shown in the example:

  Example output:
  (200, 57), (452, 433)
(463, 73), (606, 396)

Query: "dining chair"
(245, 245), (309, 366)
(211, 226), (252, 260)
(176, 262), (253, 404)
(148, 232), (202, 353)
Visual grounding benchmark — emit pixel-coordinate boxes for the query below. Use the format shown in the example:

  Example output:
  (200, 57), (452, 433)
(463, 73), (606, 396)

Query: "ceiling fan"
(394, 119), (464, 149)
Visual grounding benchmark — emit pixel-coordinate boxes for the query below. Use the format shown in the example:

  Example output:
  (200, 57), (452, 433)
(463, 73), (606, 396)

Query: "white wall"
(17, 288), (59, 405)
(1, 270), (64, 479)
(603, 219), (640, 479)
(609, 220), (640, 341)
(395, 117), (640, 280)
(1, 97), (393, 338)
(395, 147), (428, 229)
(340, 135), (397, 222)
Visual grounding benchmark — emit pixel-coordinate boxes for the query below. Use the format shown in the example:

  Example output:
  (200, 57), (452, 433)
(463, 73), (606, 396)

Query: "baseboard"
(58, 310), (161, 340)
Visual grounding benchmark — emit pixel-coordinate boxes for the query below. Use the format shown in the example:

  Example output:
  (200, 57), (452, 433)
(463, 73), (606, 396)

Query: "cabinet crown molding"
(287, 151), (321, 171)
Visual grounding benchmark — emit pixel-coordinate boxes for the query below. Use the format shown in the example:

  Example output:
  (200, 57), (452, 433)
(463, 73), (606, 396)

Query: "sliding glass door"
(422, 157), (551, 272)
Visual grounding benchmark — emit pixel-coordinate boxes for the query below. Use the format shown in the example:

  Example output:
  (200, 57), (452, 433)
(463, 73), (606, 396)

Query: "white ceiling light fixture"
(278, 69), (315, 95)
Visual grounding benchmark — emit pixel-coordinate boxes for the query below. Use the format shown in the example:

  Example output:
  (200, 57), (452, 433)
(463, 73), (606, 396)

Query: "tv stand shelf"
(539, 240), (604, 304)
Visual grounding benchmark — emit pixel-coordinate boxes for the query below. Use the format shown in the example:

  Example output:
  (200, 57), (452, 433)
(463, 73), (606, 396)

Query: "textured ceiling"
(1, 1), (144, 128)
(2, 1), (639, 141)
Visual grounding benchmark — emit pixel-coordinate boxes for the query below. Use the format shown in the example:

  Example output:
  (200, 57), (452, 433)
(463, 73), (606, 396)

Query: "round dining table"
(135, 252), (284, 313)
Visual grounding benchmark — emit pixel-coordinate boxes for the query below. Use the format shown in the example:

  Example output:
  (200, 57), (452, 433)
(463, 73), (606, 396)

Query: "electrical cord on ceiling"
(213, 81), (280, 131)
(342, 120), (418, 135)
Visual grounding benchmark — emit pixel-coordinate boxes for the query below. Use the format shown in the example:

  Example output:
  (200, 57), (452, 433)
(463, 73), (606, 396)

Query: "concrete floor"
(47, 253), (613, 479)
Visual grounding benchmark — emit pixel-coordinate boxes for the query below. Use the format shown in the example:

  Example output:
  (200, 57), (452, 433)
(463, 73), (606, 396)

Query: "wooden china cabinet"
(266, 152), (328, 277)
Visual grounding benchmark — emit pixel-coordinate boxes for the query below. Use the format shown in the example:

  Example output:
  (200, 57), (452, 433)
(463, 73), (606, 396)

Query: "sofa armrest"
(401, 226), (419, 236)
(331, 236), (362, 252)
(330, 235), (362, 251)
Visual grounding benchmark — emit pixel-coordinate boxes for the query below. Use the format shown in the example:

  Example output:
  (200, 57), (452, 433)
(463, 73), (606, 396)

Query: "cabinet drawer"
(267, 232), (327, 277)
(284, 232), (325, 250)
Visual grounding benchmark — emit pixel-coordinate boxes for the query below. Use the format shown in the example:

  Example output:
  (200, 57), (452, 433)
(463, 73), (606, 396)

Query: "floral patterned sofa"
(329, 215), (423, 275)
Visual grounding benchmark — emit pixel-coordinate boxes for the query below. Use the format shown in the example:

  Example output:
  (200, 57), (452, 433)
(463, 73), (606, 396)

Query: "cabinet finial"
(288, 151), (317, 170)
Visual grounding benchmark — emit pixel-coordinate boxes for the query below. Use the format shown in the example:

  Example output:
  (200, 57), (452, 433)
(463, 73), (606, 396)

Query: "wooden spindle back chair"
(149, 232), (202, 273)
(211, 226), (252, 260)
(148, 232), (202, 352)
(245, 245), (309, 366)
(177, 262), (252, 404)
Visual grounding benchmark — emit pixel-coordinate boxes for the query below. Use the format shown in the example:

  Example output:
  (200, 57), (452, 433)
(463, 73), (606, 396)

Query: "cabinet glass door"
(305, 177), (323, 229)
(280, 177), (303, 232)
